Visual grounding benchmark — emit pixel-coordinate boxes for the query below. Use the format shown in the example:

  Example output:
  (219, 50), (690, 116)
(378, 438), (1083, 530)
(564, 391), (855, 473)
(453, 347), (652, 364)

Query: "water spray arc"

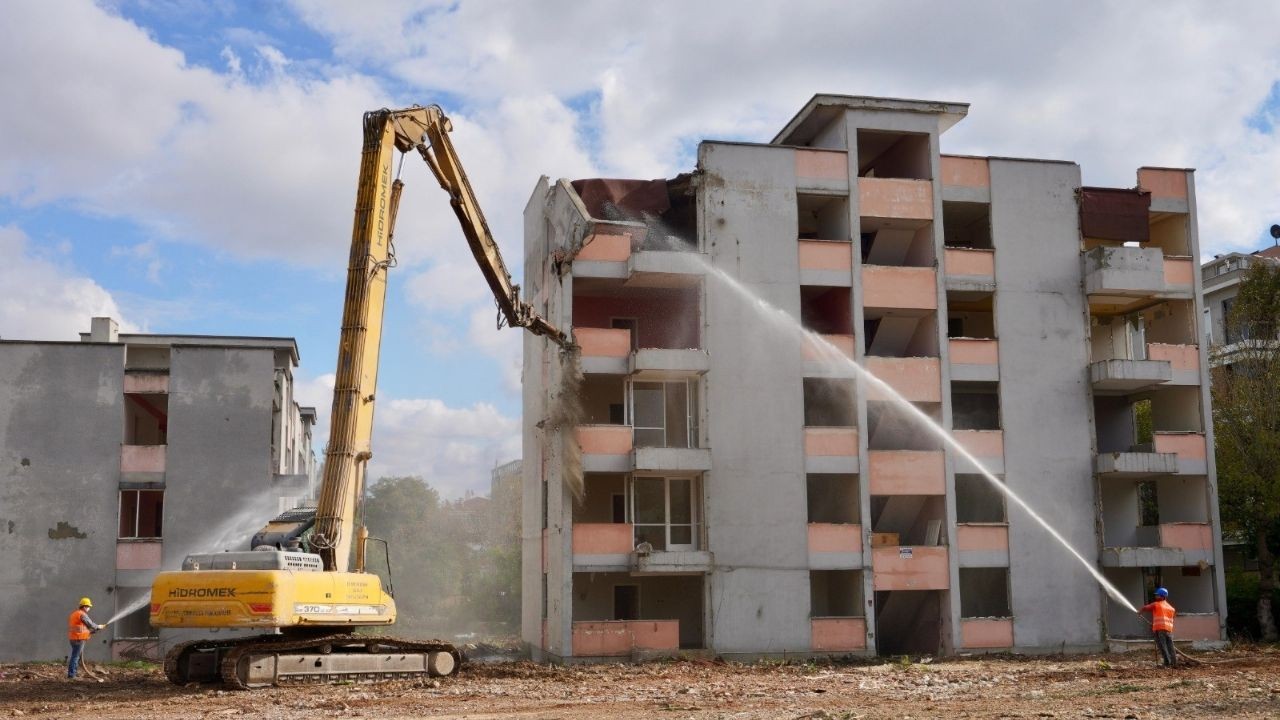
(692, 256), (1138, 615)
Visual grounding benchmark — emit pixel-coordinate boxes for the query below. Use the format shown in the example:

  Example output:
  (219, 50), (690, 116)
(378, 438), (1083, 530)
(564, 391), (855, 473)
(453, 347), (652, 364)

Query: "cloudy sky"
(3, 1), (1280, 497)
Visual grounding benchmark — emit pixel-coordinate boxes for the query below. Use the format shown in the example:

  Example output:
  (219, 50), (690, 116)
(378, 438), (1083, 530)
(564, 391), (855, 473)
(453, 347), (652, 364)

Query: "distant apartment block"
(1202, 245), (1280, 362)
(521, 94), (1224, 661)
(0, 317), (317, 662)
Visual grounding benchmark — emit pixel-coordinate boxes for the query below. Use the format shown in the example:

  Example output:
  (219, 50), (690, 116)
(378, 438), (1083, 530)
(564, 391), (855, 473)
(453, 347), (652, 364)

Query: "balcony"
(943, 247), (995, 288)
(802, 334), (857, 377)
(871, 546), (949, 591)
(960, 618), (1013, 649)
(859, 178), (934, 221)
(795, 149), (849, 193)
(1094, 450), (1177, 479)
(120, 444), (165, 476)
(808, 523), (863, 569)
(576, 426), (633, 473)
(576, 328), (632, 374)
(949, 338), (999, 382)
(798, 240), (853, 286)
(1084, 246), (1194, 314)
(1146, 343), (1201, 385)
(571, 222), (703, 288)
(1102, 522), (1213, 567)
(862, 266), (938, 311)
(1090, 358), (1172, 394)
(868, 450), (944, 495)
(572, 226), (638, 279)
(804, 428), (859, 474)
(1137, 167), (1190, 214)
(572, 620), (680, 657)
(810, 617), (867, 652)
(572, 523), (634, 570)
(864, 356), (942, 403)
(952, 429), (1004, 475)
(956, 524), (1009, 568)
(1154, 431), (1208, 475)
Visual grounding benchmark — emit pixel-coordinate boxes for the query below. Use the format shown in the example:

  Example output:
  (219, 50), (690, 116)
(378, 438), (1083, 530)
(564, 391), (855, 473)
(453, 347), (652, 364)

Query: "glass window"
(630, 476), (699, 551)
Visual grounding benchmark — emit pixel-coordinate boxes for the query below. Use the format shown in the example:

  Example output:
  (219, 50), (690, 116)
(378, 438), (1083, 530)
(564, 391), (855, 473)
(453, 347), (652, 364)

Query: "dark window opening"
(118, 489), (163, 539)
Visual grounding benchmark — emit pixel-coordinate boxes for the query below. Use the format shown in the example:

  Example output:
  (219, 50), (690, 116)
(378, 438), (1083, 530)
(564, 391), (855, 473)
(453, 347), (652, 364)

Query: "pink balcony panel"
(576, 230), (633, 262)
(630, 620), (679, 651)
(573, 523), (634, 555)
(956, 524), (1009, 552)
(811, 617), (867, 652)
(795, 150), (848, 180)
(572, 621), (632, 656)
(941, 156), (990, 188)
(961, 618), (1013, 649)
(949, 338), (999, 366)
(859, 178), (934, 220)
(116, 541), (162, 570)
(944, 247), (995, 278)
(804, 427), (858, 457)
(1163, 257), (1194, 286)
(868, 450), (945, 495)
(798, 240), (853, 271)
(808, 523), (863, 554)
(1137, 168), (1189, 201)
(121, 445), (165, 474)
(575, 425), (633, 455)
(123, 373), (168, 393)
(1153, 432), (1207, 460)
(864, 356), (942, 403)
(955, 429), (1004, 459)
(576, 327), (631, 358)
(1177, 614), (1221, 641)
(1158, 523), (1212, 551)
(872, 546), (949, 590)
(862, 266), (938, 310)
(1147, 343), (1199, 371)
(803, 333), (855, 361)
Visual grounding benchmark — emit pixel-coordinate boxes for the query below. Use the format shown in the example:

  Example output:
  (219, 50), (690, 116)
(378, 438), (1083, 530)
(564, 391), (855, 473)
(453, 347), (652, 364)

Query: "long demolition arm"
(312, 106), (567, 573)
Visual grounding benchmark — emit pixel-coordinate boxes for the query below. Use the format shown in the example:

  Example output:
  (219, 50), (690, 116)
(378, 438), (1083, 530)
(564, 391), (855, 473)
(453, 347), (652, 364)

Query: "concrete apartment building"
(0, 317), (317, 662)
(521, 94), (1224, 661)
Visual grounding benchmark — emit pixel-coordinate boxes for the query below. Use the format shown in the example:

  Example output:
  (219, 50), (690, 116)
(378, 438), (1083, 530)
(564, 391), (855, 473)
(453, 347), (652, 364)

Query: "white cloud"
(0, 225), (132, 341)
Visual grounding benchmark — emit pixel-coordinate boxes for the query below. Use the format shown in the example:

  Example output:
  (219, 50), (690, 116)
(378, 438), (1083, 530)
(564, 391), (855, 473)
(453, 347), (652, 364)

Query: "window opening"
(630, 476), (699, 551)
(613, 585), (639, 620)
(118, 489), (163, 539)
(627, 379), (698, 448)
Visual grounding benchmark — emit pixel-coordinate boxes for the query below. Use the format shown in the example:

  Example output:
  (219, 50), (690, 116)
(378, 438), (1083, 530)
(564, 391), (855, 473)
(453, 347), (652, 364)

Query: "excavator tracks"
(163, 634), (461, 689)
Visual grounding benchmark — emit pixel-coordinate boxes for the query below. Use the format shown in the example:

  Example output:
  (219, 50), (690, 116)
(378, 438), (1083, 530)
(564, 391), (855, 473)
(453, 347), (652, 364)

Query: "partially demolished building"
(521, 94), (1224, 661)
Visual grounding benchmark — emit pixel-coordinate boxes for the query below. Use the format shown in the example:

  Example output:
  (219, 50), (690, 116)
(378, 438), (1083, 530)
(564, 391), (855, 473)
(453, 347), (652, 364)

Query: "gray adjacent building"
(521, 93), (1225, 661)
(0, 317), (316, 662)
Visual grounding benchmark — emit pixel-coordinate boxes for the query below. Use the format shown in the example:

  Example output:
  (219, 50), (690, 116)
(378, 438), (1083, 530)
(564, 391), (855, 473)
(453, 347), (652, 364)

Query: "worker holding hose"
(67, 597), (107, 680)
(1139, 587), (1177, 667)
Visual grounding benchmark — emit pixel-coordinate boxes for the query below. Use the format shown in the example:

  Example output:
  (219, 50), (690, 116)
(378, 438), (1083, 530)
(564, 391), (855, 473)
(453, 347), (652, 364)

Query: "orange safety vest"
(68, 609), (91, 641)
(1143, 600), (1175, 633)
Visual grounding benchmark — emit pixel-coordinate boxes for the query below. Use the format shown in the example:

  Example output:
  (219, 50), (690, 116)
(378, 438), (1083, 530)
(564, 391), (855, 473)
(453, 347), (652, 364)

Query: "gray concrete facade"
(522, 93), (1225, 661)
(0, 322), (316, 662)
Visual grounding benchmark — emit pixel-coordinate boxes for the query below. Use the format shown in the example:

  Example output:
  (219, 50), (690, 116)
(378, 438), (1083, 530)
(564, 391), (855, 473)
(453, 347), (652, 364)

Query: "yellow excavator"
(150, 105), (569, 688)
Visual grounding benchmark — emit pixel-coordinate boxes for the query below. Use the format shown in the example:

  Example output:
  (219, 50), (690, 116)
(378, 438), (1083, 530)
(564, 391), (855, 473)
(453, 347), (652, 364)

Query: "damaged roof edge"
(772, 93), (970, 146)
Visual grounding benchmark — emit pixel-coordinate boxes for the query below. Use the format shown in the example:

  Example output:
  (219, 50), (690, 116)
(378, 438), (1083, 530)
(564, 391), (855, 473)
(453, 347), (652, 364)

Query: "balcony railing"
(115, 541), (162, 570)
(572, 523), (634, 555)
(1153, 431), (1208, 475)
(871, 546), (949, 590)
(960, 618), (1013, 649)
(796, 150), (849, 192)
(956, 524), (1010, 567)
(808, 523), (863, 555)
(804, 427), (859, 473)
(953, 429), (1004, 474)
(802, 334), (856, 361)
(859, 178), (934, 220)
(798, 240), (853, 273)
(868, 450), (945, 495)
(572, 620), (679, 657)
(949, 338), (999, 382)
(811, 617), (867, 652)
(862, 266), (938, 311)
(123, 372), (169, 394)
(943, 247), (994, 281)
(864, 356), (941, 403)
(121, 445), (165, 474)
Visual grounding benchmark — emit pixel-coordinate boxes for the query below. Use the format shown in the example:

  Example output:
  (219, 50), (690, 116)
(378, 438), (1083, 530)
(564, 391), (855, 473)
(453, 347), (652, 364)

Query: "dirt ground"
(2, 648), (1279, 719)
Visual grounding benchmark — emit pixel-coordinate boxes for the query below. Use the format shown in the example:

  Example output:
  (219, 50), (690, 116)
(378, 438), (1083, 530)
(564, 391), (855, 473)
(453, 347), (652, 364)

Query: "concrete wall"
(0, 343), (124, 661)
(700, 141), (812, 654)
(988, 158), (1104, 650)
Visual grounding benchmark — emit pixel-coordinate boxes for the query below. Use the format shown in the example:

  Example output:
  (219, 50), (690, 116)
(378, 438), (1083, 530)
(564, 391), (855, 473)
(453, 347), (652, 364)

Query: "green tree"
(1213, 261), (1280, 641)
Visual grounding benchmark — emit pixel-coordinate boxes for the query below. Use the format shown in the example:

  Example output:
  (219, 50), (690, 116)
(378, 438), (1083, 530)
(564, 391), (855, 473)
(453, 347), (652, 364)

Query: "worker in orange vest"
(1139, 587), (1176, 667)
(67, 597), (105, 679)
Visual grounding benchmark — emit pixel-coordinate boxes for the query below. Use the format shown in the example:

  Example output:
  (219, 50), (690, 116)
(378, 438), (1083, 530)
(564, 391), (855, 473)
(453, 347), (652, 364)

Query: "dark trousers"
(1154, 630), (1176, 666)
(67, 640), (85, 678)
